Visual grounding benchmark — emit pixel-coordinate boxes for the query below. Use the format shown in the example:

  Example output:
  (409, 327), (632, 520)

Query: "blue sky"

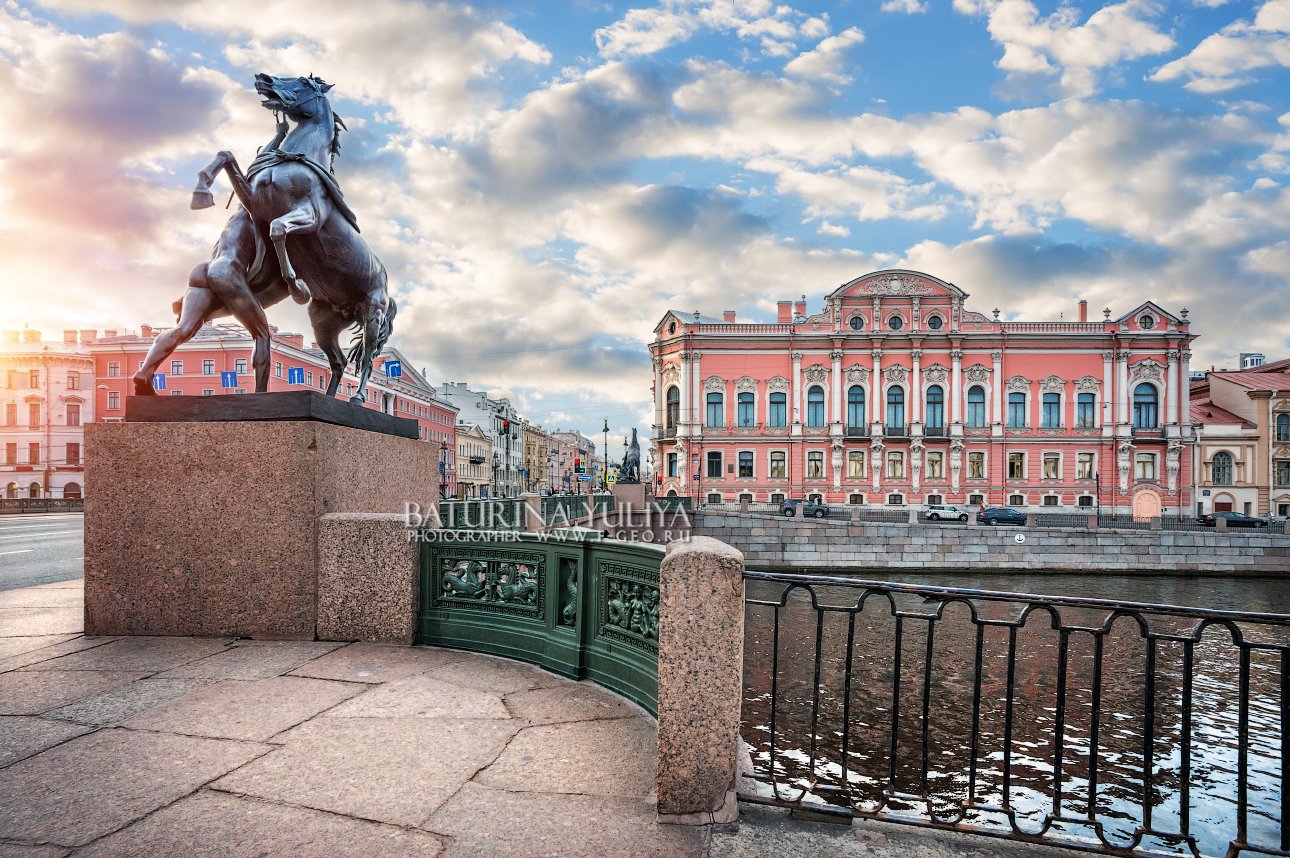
(1, 0), (1288, 443)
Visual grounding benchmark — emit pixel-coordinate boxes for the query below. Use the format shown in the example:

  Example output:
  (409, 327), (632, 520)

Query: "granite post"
(656, 535), (744, 824)
(316, 513), (420, 643)
(84, 398), (436, 640)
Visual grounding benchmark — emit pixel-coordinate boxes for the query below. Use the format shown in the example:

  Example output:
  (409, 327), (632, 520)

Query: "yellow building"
(455, 423), (493, 499)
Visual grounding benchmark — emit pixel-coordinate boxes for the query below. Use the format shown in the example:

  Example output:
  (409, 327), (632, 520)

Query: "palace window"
(1073, 394), (1094, 429)
(806, 451), (824, 478)
(1043, 453), (1059, 480)
(738, 451), (754, 478)
(1044, 495), (1059, 506)
(847, 385), (865, 428)
(925, 385), (944, 430)
(886, 387), (905, 430)
(1077, 452), (1095, 480)
(1211, 452), (1233, 485)
(969, 493), (985, 506)
(705, 392), (724, 427)
(1133, 384), (1158, 429)
(1009, 494), (1025, 507)
(847, 450), (865, 478)
(1041, 393), (1061, 428)
(888, 316), (903, 331)
(887, 493), (905, 505)
(66, 403), (80, 427)
(966, 386), (986, 427)
(1275, 459), (1290, 487)
(107, 392), (120, 410)
(926, 451), (943, 479)
(665, 386), (679, 429)
(274, 362), (283, 379)
(29, 443), (40, 465)
(171, 360), (183, 376)
(887, 451), (904, 479)
(107, 362), (120, 378)
(848, 493), (865, 504)
(667, 453), (677, 477)
(1008, 452), (1025, 480)
(926, 315), (943, 330)
(806, 386), (825, 427)
(706, 451), (722, 479)
(770, 451), (786, 478)
(1277, 413), (1290, 442)
(1007, 393), (1027, 428)
(849, 316), (865, 330)
(235, 358), (247, 374)
(29, 403), (40, 428)
(1136, 453), (1157, 481)
(203, 360), (215, 375)
(1078, 495), (1094, 507)
(66, 442), (80, 466)
(768, 392), (786, 427)
(968, 451), (985, 479)
(737, 392), (755, 427)
(67, 372), (79, 390)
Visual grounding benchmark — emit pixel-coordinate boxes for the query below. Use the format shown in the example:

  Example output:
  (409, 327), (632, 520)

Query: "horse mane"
(330, 113), (346, 173)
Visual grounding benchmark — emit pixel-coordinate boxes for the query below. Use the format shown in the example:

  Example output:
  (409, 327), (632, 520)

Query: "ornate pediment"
(963, 364), (991, 384)
(1273, 399), (1290, 412)
(803, 365), (829, 385)
(884, 365), (908, 385)
(923, 364), (948, 384)
(850, 273), (935, 297)
(662, 363), (680, 385)
(1040, 375), (1065, 392)
(767, 375), (789, 392)
(844, 365), (870, 385)
(735, 376), (757, 392)
(1076, 375), (1099, 392)
(1006, 375), (1030, 393)
(1129, 359), (1166, 383)
(704, 375), (724, 392)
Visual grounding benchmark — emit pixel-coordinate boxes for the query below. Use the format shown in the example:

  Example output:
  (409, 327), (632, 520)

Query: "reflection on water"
(742, 573), (1290, 857)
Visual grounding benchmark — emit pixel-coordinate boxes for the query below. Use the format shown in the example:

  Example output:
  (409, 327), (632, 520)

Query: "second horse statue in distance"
(133, 73), (394, 405)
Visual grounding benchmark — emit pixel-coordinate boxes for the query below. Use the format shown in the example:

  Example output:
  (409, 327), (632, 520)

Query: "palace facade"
(649, 269), (1197, 517)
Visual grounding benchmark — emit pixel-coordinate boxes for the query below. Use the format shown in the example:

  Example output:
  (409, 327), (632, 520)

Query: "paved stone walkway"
(1, 579), (1080, 857)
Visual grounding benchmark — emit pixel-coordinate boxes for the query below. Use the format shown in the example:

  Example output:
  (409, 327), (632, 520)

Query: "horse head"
(254, 73), (333, 120)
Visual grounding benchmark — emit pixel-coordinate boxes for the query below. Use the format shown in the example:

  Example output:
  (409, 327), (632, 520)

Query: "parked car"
(925, 504), (968, 522)
(780, 499), (831, 518)
(1198, 511), (1269, 528)
(976, 506), (1028, 526)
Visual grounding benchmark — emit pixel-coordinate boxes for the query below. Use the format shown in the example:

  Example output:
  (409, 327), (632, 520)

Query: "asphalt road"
(0, 513), (84, 592)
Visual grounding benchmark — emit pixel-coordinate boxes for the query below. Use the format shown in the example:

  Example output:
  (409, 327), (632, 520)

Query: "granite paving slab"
(475, 716), (657, 798)
(0, 634), (79, 661)
(122, 676), (364, 742)
(0, 636), (117, 674)
(427, 652), (571, 694)
(0, 716), (94, 768)
(0, 728), (271, 847)
(0, 670), (148, 715)
(0, 845), (70, 858)
(75, 789), (445, 858)
(426, 782), (708, 858)
(0, 606), (83, 636)
(20, 636), (231, 673)
(41, 677), (218, 726)
(504, 682), (647, 725)
(159, 640), (345, 681)
(325, 673), (509, 720)
(287, 642), (462, 684)
(213, 716), (520, 827)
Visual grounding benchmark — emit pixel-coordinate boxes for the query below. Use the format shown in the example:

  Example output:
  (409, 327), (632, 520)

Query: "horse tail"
(346, 296), (398, 369)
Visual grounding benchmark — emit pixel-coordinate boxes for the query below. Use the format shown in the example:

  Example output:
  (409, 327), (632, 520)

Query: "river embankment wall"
(692, 512), (1290, 575)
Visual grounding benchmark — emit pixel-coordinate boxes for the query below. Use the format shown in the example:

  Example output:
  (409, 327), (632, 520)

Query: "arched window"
(1041, 393), (1061, 428)
(1133, 383), (1158, 429)
(1277, 413), (1290, 442)
(847, 385), (866, 428)
(768, 392), (787, 427)
(1007, 392), (1027, 428)
(5, 482), (17, 499)
(886, 387), (905, 430)
(665, 386), (679, 430)
(806, 386), (825, 427)
(62, 482), (82, 499)
(705, 392), (723, 427)
(737, 392), (755, 427)
(966, 386), (986, 427)
(925, 385), (944, 430)
(1212, 452), (1233, 486)
(28, 482), (40, 499)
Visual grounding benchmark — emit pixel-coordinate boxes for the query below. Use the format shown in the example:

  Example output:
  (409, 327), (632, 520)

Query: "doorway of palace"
(1132, 488), (1162, 521)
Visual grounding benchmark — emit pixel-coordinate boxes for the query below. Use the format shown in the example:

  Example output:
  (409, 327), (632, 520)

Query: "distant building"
(1, 329), (96, 499)
(521, 420), (549, 494)
(1193, 359), (1290, 518)
(436, 382), (522, 497)
(454, 423), (492, 500)
(649, 269), (1198, 517)
(548, 430), (596, 493)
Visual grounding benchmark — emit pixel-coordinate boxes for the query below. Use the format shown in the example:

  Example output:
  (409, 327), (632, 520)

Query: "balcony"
(923, 425), (947, 437)
(657, 425), (676, 440)
(1132, 426), (1165, 440)
(844, 424), (869, 438)
(885, 425), (909, 438)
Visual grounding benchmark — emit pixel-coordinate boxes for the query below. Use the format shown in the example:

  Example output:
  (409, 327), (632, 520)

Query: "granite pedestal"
(85, 395), (437, 640)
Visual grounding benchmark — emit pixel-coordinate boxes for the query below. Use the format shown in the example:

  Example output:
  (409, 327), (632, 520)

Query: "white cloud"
(882, 0), (928, 12)
(956, 0), (1175, 97)
(817, 220), (851, 236)
(595, 0), (827, 59)
(784, 27), (865, 84)
(1151, 0), (1290, 93)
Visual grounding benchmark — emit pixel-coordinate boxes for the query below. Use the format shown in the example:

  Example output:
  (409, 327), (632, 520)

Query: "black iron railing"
(742, 571), (1290, 858)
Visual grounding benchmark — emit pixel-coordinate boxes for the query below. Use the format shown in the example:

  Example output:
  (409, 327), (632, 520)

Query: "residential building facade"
(548, 430), (596, 494)
(522, 420), (550, 494)
(1, 329), (95, 499)
(455, 423), (493, 500)
(1194, 359), (1290, 518)
(436, 382), (523, 497)
(649, 269), (1197, 517)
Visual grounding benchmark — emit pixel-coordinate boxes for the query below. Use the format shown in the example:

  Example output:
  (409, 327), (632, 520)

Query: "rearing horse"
(181, 73), (394, 405)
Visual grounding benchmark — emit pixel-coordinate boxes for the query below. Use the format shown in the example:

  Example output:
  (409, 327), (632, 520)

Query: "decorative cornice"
(803, 365), (829, 385)
(767, 375), (789, 392)
(830, 350), (845, 361)
(853, 273), (935, 296)
(991, 351), (1003, 362)
(1129, 358), (1166, 384)
(791, 352), (803, 362)
(703, 375), (724, 392)
(845, 365), (871, 385)
(923, 364), (949, 384)
(883, 365), (908, 385)
(1006, 375), (1030, 393)
(950, 349), (964, 361)
(735, 376), (757, 392)
(963, 365), (991, 384)
(1040, 375), (1065, 393)
(1076, 375), (1099, 392)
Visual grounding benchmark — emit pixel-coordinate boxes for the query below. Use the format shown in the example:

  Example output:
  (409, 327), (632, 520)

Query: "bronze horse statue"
(133, 74), (394, 405)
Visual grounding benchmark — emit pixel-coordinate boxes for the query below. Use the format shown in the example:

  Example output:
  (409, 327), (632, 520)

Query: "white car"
(925, 504), (968, 522)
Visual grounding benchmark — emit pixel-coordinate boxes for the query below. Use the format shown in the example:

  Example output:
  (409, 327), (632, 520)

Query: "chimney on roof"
(1078, 300), (1088, 322)
(777, 301), (792, 323)
(794, 297), (806, 319)
(79, 330), (96, 344)
(140, 325), (154, 338)
(21, 330), (40, 343)
(723, 310), (736, 323)
(104, 330), (117, 338)
(63, 330), (77, 343)
(277, 334), (305, 349)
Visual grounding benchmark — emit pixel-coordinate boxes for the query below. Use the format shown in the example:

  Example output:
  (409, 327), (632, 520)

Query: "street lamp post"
(602, 418), (609, 491)
(439, 440), (448, 498)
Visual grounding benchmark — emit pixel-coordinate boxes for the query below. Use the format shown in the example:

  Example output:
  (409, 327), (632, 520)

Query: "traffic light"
(574, 458), (583, 474)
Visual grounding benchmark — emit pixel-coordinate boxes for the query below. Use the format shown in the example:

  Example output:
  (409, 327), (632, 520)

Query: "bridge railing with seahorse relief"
(417, 528), (662, 714)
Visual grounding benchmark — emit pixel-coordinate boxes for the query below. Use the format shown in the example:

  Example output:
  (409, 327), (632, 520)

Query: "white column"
(831, 350), (843, 426)
(691, 351), (702, 437)
(1102, 351), (1114, 429)
(911, 350), (922, 424)
(791, 352), (802, 426)
(678, 352), (691, 436)
(1117, 350), (1130, 428)
(653, 357), (663, 431)
(1181, 349), (1192, 431)
(991, 350), (1003, 423)
(950, 350), (963, 425)
(1167, 349), (1180, 426)
(870, 349), (882, 431)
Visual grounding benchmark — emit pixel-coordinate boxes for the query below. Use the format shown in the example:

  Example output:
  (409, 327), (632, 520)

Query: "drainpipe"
(42, 348), (51, 498)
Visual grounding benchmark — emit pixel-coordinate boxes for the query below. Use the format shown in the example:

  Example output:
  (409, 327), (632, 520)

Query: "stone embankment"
(693, 511), (1290, 574)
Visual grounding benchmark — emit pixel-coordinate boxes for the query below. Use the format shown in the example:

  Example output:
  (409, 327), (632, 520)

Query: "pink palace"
(648, 269), (1198, 518)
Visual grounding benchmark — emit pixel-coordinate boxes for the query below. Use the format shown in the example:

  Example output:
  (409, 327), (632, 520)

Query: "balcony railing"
(844, 425), (869, 438)
(923, 425), (946, 437)
(884, 425), (908, 438)
(657, 425), (676, 440)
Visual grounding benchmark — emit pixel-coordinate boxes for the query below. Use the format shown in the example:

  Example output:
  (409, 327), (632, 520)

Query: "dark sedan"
(977, 506), (1028, 526)
(1198, 511), (1269, 528)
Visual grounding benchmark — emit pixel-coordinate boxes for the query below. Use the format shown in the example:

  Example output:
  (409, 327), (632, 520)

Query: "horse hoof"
(191, 189), (215, 210)
(288, 279), (311, 305)
(349, 395), (365, 406)
(132, 377), (157, 396)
